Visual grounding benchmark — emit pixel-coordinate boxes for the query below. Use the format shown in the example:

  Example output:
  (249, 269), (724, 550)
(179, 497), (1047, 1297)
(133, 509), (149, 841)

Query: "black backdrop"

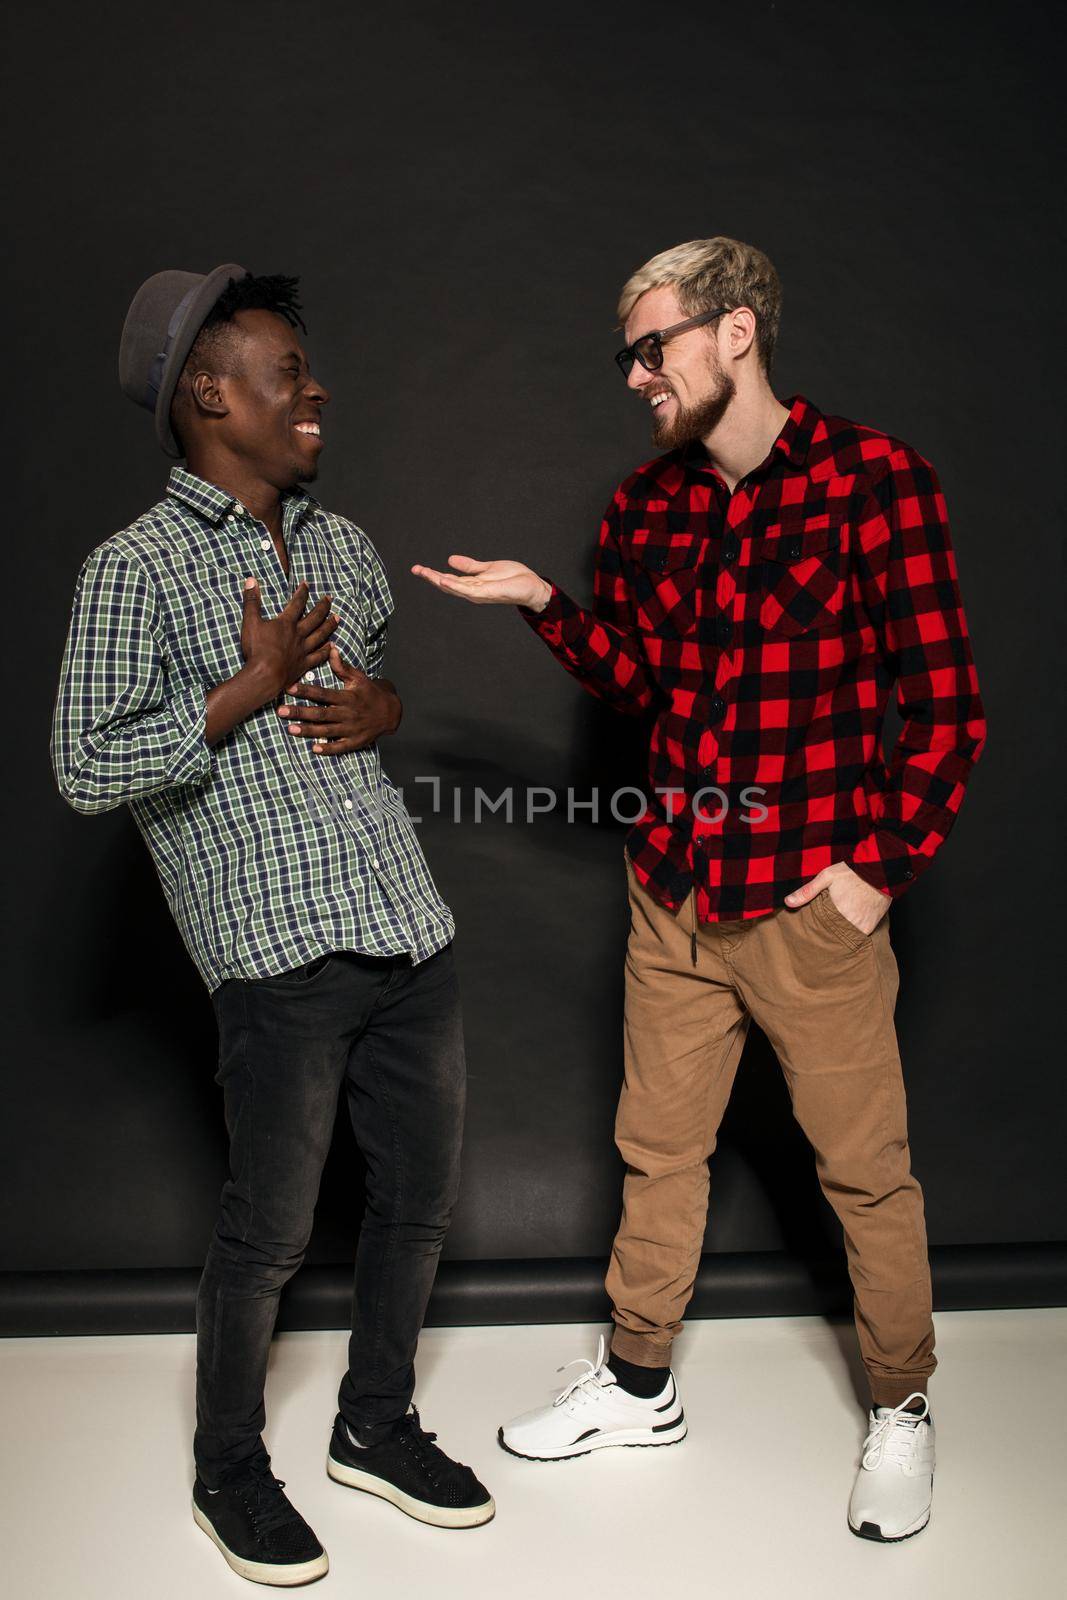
(3, 0), (1065, 1331)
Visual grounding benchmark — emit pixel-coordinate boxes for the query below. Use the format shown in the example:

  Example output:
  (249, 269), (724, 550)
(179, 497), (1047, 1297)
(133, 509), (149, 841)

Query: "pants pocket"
(812, 888), (871, 952)
(277, 953), (333, 983)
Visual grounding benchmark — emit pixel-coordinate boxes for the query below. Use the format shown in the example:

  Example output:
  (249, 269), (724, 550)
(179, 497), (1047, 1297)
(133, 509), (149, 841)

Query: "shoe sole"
(192, 1501), (329, 1586)
(326, 1454), (496, 1528)
(497, 1418), (688, 1462)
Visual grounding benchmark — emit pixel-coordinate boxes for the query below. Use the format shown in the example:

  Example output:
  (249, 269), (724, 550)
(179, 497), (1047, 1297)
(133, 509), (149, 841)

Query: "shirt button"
(260, 537), (271, 551)
(716, 616), (732, 646)
(709, 695), (726, 722)
(343, 799), (354, 811)
(371, 858), (380, 869)
(721, 541), (740, 563)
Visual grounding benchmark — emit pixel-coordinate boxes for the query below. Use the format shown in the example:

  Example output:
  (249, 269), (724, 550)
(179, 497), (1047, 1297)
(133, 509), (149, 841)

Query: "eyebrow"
(280, 350), (306, 364)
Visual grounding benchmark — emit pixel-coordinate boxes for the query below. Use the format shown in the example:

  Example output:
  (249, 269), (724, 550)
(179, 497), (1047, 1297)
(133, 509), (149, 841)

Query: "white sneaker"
(498, 1336), (687, 1461)
(848, 1391), (935, 1542)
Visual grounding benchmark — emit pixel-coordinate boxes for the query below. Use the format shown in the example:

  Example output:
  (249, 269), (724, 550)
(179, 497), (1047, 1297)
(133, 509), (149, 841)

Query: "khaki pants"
(606, 858), (936, 1408)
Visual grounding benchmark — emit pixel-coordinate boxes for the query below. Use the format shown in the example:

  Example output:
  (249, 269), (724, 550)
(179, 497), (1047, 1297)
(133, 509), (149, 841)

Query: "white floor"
(2, 1309), (1063, 1600)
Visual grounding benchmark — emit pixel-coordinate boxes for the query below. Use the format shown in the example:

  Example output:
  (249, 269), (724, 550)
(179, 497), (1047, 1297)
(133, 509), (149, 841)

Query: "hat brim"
(154, 262), (248, 457)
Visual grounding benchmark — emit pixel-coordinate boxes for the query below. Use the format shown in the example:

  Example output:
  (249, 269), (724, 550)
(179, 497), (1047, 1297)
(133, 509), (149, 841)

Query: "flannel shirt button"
(904, 868), (914, 879)
(786, 539), (801, 560)
(648, 550), (666, 570)
(709, 695), (726, 722)
(343, 799), (354, 811)
(716, 616), (732, 646)
(722, 540), (740, 563)
(259, 537), (271, 550)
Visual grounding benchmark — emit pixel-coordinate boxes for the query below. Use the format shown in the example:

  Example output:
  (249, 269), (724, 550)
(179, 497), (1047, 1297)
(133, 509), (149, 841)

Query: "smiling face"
(191, 307), (330, 488)
(623, 284), (735, 450)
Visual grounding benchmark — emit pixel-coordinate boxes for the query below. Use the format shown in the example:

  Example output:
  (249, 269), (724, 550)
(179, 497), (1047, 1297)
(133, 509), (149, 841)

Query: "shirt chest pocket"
(175, 570), (370, 690)
(755, 517), (847, 638)
(630, 533), (706, 640)
(169, 571), (247, 688)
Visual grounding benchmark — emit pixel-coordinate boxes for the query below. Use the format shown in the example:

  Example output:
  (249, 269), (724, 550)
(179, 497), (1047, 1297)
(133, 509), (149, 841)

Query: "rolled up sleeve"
(51, 544), (215, 815)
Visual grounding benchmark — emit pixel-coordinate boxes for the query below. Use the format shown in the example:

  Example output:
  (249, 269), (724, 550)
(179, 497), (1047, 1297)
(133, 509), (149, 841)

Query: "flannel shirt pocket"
(630, 530), (705, 639)
(756, 516), (846, 638)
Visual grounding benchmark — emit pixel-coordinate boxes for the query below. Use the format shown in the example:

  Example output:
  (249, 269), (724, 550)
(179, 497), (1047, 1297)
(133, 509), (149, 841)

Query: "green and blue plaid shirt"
(51, 466), (455, 991)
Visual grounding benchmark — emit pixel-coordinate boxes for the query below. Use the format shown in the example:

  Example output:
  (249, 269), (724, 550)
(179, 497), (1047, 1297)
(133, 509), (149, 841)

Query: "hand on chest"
(166, 554), (369, 690)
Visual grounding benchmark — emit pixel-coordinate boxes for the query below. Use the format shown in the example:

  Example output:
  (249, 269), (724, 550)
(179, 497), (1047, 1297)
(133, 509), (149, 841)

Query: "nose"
(627, 362), (653, 395)
(306, 374), (330, 407)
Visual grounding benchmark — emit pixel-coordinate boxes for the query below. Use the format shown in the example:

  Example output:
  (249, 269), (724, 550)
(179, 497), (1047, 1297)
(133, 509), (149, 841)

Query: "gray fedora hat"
(119, 262), (248, 458)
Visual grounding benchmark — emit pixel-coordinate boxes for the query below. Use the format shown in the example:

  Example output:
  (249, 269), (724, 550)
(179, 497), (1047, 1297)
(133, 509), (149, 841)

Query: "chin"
(286, 452), (320, 485)
(651, 412), (688, 450)
(652, 375), (736, 451)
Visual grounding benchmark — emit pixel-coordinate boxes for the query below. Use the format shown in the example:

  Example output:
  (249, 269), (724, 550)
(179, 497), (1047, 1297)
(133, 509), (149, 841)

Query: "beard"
(651, 359), (736, 450)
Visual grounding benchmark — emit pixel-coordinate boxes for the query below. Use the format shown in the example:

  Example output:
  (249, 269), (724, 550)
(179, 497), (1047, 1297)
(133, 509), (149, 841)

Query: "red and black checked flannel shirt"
(521, 393), (986, 921)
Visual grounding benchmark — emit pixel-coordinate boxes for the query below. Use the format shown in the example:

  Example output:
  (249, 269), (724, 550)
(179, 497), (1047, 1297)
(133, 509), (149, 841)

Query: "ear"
(189, 369), (230, 421)
(722, 306), (757, 362)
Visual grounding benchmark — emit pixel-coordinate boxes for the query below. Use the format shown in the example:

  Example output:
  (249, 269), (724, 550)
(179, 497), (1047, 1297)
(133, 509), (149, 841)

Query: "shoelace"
(238, 1472), (300, 1538)
(860, 1392), (930, 1471)
(552, 1334), (612, 1411)
(395, 1408), (469, 1490)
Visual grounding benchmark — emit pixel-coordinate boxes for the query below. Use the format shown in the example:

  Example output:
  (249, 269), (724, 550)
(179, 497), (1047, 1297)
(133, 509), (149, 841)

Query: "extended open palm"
(411, 555), (552, 611)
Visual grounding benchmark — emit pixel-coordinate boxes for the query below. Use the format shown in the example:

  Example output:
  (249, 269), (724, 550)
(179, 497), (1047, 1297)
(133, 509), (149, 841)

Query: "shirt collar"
(165, 465), (318, 530)
(772, 393), (821, 467)
(673, 392), (821, 485)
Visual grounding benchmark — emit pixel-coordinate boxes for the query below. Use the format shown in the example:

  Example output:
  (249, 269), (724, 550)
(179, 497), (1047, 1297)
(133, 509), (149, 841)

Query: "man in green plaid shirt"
(51, 268), (494, 1585)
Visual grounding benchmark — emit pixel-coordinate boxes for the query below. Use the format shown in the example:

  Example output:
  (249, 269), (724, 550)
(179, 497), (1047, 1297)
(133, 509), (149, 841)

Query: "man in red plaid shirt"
(414, 236), (985, 1542)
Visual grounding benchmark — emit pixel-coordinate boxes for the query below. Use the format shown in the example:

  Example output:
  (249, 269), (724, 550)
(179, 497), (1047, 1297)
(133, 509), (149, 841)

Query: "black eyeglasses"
(614, 308), (730, 378)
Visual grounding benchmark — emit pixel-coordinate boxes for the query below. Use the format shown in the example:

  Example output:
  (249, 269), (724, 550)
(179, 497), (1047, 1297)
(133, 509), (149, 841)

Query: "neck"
(701, 383), (791, 492)
(184, 448), (286, 539)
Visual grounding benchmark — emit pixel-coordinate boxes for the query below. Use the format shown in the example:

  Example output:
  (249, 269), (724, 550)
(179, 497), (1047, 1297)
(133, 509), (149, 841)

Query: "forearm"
(205, 663), (277, 746)
(52, 682), (215, 814)
(849, 706), (987, 895)
(518, 581), (659, 716)
(851, 451), (986, 894)
(55, 664), (277, 809)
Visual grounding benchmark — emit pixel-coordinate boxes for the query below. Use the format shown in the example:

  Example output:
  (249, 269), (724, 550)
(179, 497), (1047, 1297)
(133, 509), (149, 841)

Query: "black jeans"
(194, 943), (466, 1488)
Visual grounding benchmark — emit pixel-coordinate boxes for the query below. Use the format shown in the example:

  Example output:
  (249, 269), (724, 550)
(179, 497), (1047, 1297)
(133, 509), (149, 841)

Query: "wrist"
(238, 659), (281, 708)
(525, 578), (553, 614)
(206, 663), (276, 746)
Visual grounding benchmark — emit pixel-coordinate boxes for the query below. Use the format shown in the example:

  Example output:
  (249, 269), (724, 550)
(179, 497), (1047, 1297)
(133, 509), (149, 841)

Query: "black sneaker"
(327, 1408), (495, 1528)
(192, 1467), (329, 1586)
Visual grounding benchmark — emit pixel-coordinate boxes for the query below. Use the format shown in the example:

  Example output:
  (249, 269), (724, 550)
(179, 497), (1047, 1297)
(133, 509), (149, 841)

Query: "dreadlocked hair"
(171, 272), (307, 453)
(201, 272), (307, 336)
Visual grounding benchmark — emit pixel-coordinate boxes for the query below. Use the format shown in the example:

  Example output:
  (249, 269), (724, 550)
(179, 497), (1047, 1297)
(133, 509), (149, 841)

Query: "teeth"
(650, 394), (671, 408)
(294, 422), (321, 435)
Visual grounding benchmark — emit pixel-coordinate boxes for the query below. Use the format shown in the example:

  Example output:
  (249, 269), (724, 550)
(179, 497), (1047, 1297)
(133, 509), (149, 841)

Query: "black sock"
(876, 1398), (931, 1423)
(607, 1351), (670, 1398)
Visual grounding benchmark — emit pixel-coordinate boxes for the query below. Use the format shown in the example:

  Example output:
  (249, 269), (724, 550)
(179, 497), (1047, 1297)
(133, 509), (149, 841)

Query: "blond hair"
(617, 237), (782, 377)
